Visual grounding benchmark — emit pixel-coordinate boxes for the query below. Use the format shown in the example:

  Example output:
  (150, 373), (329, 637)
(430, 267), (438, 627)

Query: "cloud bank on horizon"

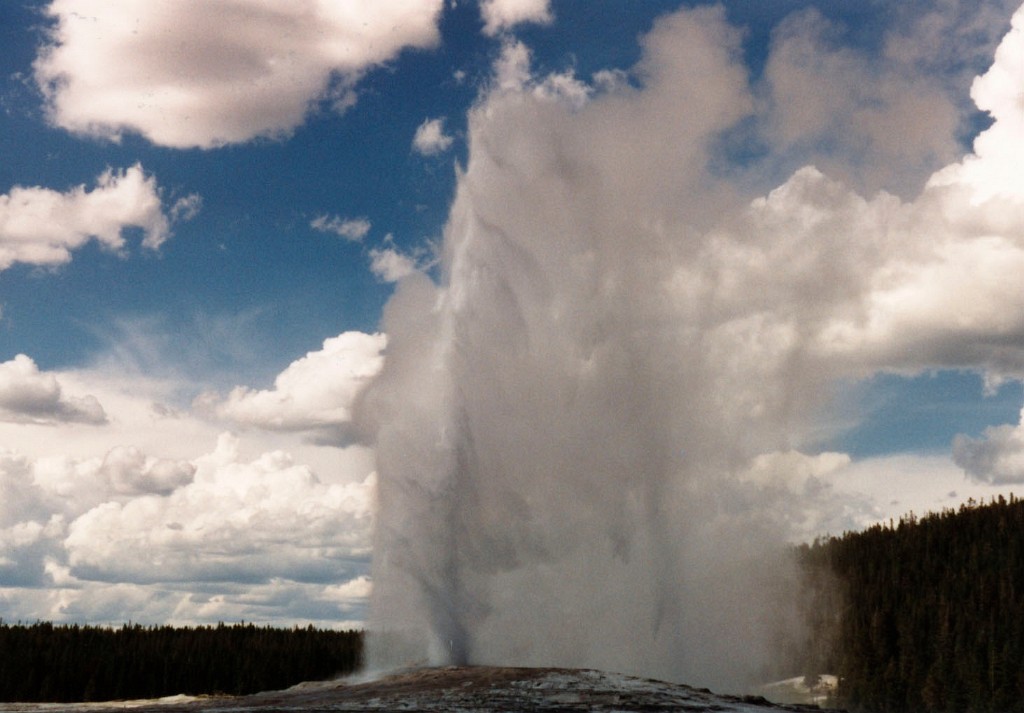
(0, 0), (1023, 652)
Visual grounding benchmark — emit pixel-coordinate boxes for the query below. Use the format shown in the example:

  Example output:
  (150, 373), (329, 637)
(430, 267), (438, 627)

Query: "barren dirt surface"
(3, 666), (834, 713)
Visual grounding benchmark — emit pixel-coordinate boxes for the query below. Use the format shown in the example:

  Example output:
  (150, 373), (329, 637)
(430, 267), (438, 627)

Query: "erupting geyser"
(357, 7), (809, 692)
(356, 2), (1024, 693)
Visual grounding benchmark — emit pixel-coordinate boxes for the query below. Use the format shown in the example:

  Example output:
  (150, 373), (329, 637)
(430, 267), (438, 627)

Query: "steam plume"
(358, 3), (1024, 691)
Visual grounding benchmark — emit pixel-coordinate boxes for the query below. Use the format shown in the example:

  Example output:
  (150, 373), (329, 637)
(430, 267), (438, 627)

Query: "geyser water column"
(359, 7), (815, 690)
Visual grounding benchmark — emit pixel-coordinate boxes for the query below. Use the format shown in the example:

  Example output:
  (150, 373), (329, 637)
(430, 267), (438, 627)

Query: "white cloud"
(33, 0), (444, 149)
(534, 71), (592, 109)
(324, 574), (373, 600)
(826, 454), (1021, 525)
(0, 164), (190, 271)
(201, 332), (387, 438)
(0, 450), (54, 539)
(734, 449), (1006, 542)
(64, 433), (374, 585)
(97, 446), (195, 496)
(369, 246), (421, 283)
(737, 450), (862, 540)
(953, 408), (1024, 484)
(795, 10), (1024, 381)
(1, 344), (378, 485)
(741, 450), (852, 491)
(488, 40), (591, 109)
(170, 193), (203, 223)
(311, 214), (372, 242)
(0, 361), (377, 625)
(83, 310), (288, 391)
(480, 0), (553, 36)
(0, 355), (107, 425)
(929, 7), (1024, 204)
(366, 233), (436, 283)
(493, 39), (533, 92)
(412, 117), (454, 156)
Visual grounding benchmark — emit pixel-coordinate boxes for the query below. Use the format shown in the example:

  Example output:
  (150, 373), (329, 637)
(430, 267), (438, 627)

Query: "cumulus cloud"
(930, 7), (1024, 204)
(818, 453), (1014, 529)
(0, 355), (107, 425)
(741, 450), (851, 491)
(799, 12), (1024, 381)
(200, 332), (386, 440)
(33, 0), (444, 148)
(97, 446), (195, 496)
(0, 451), (58, 568)
(492, 39), (533, 92)
(64, 433), (374, 585)
(311, 214), (372, 241)
(736, 450), (886, 539)
(953, 408), (1024, 484)
(0, 164), (191, 271)
(0, 432), (374, 624)
(0, 356), (378, 626)
(325, 574), (373, 600)
(480, 0), (553, 36)
(369, 247), (420, 283)
(488, 38), (591, 107)
(366, 233), (437, 283)
(412, 117), (454, 155)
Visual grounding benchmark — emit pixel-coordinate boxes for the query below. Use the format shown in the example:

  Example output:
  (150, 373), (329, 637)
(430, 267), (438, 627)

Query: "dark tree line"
(798, 494), (1024, 713)
(0, 621), (363, 702)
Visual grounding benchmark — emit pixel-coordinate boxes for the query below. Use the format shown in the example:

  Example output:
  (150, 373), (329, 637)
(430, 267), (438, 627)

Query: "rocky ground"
(2, 666), (839, 713)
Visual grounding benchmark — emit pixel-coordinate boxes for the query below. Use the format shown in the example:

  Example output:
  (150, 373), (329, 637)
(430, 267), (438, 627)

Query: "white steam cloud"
(357, 2), (1024, 692)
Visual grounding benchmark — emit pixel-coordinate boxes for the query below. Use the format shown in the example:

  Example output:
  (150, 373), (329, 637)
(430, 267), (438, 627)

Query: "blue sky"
(2, 0), (1024, 631)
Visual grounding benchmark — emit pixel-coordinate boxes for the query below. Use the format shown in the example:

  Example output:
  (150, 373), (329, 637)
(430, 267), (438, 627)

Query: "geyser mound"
(36, 666), (838, 712)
